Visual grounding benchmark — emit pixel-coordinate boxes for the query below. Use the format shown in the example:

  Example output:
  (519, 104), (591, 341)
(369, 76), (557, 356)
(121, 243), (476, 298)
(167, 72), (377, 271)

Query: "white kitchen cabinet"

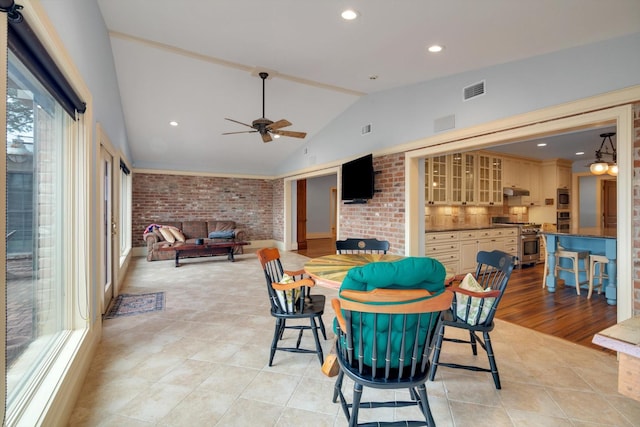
(527, 161), (542, 206)
(450, 153), (476, 205)
(427, 227), (519, 274)
(424, 155), (448, 205)
(478, 153), (503, 205)
(540, 159), (573, 201)
(425, 231), (459, 273)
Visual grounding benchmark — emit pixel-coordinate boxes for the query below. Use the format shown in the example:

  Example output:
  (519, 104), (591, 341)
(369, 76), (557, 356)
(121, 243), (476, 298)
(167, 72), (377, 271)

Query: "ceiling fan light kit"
(222, 72), (307, 143)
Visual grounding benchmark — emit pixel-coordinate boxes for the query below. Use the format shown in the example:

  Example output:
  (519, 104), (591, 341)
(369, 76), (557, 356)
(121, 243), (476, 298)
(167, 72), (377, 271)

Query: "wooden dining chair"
(257, 248), (327, 366)
(336, 238), (390, 254)
(331, 256), (449, 426)
(428, 250), (516, 389)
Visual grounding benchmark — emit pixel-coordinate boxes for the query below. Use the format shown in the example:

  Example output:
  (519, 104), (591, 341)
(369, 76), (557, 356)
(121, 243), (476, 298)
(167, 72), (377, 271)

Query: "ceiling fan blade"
(222, 130), (258, 135)
(272, 129), (307, 139)
(266, 119), (292, 131)
(225, 117), (255, 129)
(261, 132), (272, 143)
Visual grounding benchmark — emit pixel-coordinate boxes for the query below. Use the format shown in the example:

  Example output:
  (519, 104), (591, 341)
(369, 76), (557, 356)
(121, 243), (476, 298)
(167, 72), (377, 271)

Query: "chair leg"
(333, 370), (344, 403)
(350, 382), (363, 427)
(428, 324), (445, 381)
(415, 384), (436, 427)
(310, 316), (324, 364)
(572, 257), (581, 295)
(318, 316), (327, 340)
(469, 331), (478, 355)
(484, 331), (501, 389)
(269, 319), (283, 366)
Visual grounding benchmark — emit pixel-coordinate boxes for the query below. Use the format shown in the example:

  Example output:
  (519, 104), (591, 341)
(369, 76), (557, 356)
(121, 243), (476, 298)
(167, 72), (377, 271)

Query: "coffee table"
(158, 239), (248, 267)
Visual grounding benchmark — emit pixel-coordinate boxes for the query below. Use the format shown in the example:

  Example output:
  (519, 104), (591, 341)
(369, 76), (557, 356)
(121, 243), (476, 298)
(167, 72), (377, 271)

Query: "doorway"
(603, 179), (617, 230)
(99, 145), (115, 314)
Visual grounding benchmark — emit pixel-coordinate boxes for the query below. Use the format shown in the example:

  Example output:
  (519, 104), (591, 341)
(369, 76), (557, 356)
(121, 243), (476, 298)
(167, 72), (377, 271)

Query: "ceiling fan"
(222, 72), (307, 143)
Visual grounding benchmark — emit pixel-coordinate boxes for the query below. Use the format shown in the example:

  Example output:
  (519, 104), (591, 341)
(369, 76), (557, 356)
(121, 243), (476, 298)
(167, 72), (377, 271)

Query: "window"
(4, 7), (89, 424)
(120, 161), (131, 263)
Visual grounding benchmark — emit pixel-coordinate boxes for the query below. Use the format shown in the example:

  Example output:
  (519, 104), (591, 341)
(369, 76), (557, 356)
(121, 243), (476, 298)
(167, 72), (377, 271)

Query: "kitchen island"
(542, 229), (617, 305)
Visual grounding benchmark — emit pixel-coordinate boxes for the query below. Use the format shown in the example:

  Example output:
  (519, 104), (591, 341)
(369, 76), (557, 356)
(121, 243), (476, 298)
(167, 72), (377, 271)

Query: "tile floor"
(68, 251), (640, 426)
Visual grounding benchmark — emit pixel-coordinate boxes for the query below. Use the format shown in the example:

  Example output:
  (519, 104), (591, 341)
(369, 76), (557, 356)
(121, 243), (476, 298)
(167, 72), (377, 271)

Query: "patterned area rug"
(104, 292), (165, 319)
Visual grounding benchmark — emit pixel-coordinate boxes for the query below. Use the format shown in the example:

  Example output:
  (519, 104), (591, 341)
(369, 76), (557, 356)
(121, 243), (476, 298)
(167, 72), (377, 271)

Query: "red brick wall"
(339, 153), (406, 254)
(272, 178), (285, 242)
(132, 173), (273, 247)
(633, 102), (640, 315)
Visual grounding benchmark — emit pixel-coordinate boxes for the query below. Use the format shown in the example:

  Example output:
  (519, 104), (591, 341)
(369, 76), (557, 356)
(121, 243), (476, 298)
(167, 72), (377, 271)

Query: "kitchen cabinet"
(424, 155), (448, 205)
(503, 157), (542, 206)
(450, 153), (476, 205)
(424, 231), (459, 273)
(426, 227), (518, 274)
(540, 159), (573, 201)
(478, 153), (503, 205)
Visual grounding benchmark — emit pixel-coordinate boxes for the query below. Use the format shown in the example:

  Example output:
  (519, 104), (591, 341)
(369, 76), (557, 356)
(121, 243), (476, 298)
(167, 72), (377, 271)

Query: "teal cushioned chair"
(331, 257), (452, 427)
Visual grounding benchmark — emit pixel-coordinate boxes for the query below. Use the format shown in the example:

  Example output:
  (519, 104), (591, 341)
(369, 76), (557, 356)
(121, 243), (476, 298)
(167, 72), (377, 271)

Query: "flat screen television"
(341, 154), (374, 203)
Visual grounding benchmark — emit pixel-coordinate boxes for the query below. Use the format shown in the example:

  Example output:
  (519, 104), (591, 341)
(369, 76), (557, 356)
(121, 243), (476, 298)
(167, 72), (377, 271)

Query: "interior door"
(100, 146), (115, 313)
(602, 179), (617, 230)
(296, 180), (307, 250)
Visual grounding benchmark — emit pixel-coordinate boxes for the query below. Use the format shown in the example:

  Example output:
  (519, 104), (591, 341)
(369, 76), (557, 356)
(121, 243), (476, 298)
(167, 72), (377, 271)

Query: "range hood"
(503, 187), (530, 197)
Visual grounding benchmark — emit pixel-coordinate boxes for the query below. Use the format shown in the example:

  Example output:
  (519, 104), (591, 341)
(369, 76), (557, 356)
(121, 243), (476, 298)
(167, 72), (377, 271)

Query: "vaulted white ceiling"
(96, 0), (640, 175)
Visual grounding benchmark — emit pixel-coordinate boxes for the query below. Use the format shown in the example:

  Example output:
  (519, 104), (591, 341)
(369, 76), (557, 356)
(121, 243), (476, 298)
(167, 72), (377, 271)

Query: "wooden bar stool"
(555, 248), (590, 295)
(588, 254), (608, 299)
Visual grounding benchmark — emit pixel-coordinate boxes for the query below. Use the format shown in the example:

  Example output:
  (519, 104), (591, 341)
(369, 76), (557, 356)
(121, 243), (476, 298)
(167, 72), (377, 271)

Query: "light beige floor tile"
(507, 409), (571, 426)
(156, 389), (236, 426)
(498, 381), (565, 417)
(241, 370), (301, 406)
(288, 376), (341, 415)
(449, 400), (513, 426)
(215, 397), (284, 426)
(197, 364), (260, 397)
(118, 382), (193, 423)
(276, 407), (337, 427)
(546, 387), (634, 425)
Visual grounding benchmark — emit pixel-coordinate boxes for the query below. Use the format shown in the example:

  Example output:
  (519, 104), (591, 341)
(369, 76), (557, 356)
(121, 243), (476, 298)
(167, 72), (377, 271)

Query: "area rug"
(104, 292), (165, 319)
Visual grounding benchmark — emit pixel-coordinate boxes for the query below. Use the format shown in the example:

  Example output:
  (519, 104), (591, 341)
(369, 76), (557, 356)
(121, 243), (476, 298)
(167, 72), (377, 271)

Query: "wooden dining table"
(303, 253), (404, 289)
(304, 253), (456, 290)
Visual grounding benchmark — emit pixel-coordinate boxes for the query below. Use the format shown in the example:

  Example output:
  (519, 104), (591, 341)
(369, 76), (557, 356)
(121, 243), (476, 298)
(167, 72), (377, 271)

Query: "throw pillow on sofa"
(169, 228), (186, 242)
(159, 227), (176, 243)
(208, 230), (235, 239)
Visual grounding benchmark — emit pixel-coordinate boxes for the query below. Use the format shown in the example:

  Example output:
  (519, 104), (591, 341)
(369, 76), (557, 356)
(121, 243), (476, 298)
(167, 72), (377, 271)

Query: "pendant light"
(589, 132), (617, 176)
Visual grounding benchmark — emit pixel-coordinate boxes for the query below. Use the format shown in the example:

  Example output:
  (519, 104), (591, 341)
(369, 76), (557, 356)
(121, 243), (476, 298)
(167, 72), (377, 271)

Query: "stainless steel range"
(491, 218), (541, 266)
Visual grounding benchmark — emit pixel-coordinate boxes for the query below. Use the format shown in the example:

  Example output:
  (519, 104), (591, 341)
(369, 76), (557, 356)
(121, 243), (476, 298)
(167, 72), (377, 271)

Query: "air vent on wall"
(463, 80), (485, 101)
(361, 124), (372, 135)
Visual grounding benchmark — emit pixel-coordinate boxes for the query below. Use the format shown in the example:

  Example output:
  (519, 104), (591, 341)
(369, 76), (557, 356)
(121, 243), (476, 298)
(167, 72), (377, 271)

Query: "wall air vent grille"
(361, 124), (372, 135)
(463, 80), (485, 101)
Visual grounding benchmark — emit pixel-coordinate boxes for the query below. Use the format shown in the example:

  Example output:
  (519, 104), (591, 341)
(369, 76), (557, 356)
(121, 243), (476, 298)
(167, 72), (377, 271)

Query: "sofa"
(143, 220), (247, 261)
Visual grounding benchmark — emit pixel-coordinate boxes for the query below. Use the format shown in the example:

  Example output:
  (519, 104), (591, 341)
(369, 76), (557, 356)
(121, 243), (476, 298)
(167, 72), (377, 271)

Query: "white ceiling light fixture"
(341, 9), (359, 20)
(576, 151), (584, 155)
(589, 132), (617, 176)
(537, 143), (547, 147)
(427, 45), (444, 53)
(169, 121), (178, 126)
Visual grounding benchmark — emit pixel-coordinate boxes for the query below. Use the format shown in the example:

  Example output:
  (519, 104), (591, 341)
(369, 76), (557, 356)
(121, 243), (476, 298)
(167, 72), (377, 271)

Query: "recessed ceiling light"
(169, 121), (178, 127)
(427, 45), (444, 53)
(273, 134), (280, 139)
(537, 143), (547, 147)
(576, 151), (585, 155)
(341, 9), (359, 20)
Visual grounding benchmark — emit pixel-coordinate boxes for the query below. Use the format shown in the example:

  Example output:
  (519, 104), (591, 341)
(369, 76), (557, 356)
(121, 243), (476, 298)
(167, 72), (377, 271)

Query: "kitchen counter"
(593, 317), (640, 402)
(542, 232), (617, 304)
(425, 224), (517, 233)
(542, 228), (617, 239)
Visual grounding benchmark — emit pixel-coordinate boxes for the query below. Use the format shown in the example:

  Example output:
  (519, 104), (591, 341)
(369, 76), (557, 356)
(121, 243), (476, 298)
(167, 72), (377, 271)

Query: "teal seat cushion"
(336, 257), (446, 368)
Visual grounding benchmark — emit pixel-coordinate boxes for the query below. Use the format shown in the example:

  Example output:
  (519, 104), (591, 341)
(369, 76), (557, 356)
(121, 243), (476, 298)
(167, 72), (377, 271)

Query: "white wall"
(278, 32), (640, 175)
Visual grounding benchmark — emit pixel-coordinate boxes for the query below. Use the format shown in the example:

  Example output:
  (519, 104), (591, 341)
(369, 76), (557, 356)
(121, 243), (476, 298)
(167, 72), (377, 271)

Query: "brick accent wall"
(132, 173), (273, 247)
(272, 178), (284, 242)
(339, 153), (406, 253)
(634, 102), (640, 315)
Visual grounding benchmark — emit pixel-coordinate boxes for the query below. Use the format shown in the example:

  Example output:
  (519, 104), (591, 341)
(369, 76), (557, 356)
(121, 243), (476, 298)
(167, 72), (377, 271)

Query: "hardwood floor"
(297, 238), (617, 351)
